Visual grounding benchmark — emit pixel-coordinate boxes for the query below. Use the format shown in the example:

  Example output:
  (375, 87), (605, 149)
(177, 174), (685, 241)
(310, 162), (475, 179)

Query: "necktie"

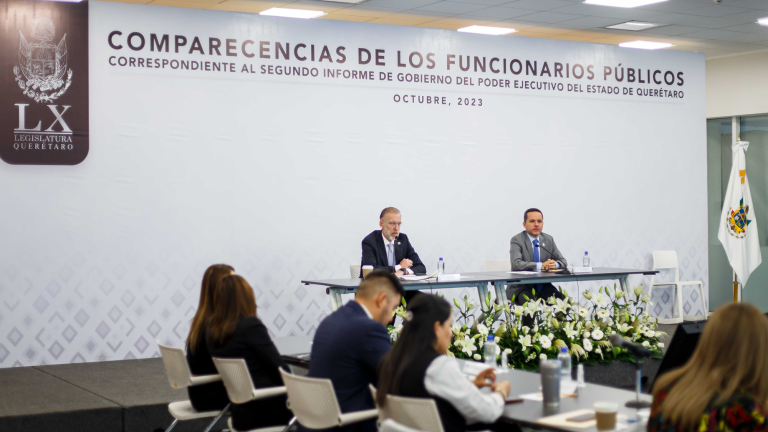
(533, 239), (542, 294)
(387, 243), (394, 267)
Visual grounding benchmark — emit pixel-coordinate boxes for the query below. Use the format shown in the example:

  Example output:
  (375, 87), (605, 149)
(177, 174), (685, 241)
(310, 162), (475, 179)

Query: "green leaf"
(401, 296), (407, 307)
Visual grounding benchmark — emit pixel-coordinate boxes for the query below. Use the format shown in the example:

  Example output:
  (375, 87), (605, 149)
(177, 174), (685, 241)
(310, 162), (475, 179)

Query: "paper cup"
(594, 402), (618, 431)
(362, 265), (374, 278)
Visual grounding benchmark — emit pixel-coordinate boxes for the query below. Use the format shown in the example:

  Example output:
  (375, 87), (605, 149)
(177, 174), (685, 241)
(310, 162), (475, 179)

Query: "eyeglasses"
(386, 222), (402, 227)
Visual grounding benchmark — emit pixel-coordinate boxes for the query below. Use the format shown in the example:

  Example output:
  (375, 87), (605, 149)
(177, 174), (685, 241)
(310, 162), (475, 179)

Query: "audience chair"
(380, 419), (425, 432)
(212, 357), (295, 432)
(484, 260), (511, 272)
(369, 385), (444, 432)
(279, 368), (378, 429)
(350, 265), (361, 279)
(157, 342), (231, 432)
(649, 251), (707, 324)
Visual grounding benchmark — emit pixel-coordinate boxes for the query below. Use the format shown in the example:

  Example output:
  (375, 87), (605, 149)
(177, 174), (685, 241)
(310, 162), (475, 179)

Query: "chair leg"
(281, 416), (297, 432)
(699, 284), (708, 319)
(202, 403), (231, 432)
(164, 419), (179, 432)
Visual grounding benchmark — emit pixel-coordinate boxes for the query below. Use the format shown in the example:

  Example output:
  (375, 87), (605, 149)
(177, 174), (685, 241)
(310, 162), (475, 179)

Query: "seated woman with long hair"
(207, 274), (292, 431)
(185, 264), (234, 412)
(376, 295), (514, 432)
(649, 303), (768, 432)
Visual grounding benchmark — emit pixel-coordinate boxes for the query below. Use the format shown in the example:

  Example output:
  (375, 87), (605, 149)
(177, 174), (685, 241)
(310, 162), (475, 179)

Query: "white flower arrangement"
(391, 285), (665, 371)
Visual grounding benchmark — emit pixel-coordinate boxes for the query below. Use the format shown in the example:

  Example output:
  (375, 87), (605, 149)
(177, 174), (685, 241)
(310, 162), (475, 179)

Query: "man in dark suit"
(360, 207), (425, 303)
(308, 271), (404, 432)
(508, 208), (568, 309)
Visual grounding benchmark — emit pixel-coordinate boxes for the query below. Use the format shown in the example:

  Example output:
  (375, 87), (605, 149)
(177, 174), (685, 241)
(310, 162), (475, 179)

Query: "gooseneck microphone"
(609, 333), (653, 409)
(609, 334), (651, 358)
(537, 240), (564, 271)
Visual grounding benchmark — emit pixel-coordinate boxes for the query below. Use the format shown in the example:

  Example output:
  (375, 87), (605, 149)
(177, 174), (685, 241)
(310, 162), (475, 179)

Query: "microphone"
(537, 240), (565, 271)
(609, 334), (651, 358)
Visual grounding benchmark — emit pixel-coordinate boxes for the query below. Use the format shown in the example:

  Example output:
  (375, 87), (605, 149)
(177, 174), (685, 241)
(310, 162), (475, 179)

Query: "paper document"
(508, 271), (538, 275)
(399, 270), (438, 282)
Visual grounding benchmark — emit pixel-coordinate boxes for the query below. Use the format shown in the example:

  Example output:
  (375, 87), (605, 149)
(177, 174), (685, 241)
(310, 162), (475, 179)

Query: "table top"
(301, 268), (658, 289)
(278, 338), (653, 432)
(495, 367), (651, 432)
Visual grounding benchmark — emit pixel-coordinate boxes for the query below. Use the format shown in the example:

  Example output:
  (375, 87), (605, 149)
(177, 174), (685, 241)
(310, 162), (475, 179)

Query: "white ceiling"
(108, 0), (768, 58)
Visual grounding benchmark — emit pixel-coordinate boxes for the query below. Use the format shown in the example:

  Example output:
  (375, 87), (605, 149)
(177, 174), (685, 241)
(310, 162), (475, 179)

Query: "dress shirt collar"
(357, 301), (374, 320)
(527, 232), (540, 245)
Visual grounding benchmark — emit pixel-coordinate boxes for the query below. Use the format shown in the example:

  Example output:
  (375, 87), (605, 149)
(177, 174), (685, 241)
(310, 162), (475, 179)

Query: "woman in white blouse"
(376, 295), (516, 432)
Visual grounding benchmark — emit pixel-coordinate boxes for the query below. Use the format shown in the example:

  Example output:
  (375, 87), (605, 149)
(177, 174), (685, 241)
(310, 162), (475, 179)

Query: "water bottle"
(583, 251), (590, 267)
(577, 364), (586, 388)
(437, 257), (445, 275)
(484, 335), (496, 366)
(501, 350), (508, 371)
(558, 346), (572, 381)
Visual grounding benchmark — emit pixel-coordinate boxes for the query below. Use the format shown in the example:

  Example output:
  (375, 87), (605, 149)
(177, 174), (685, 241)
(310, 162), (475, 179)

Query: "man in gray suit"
(508, 208), (568, 306)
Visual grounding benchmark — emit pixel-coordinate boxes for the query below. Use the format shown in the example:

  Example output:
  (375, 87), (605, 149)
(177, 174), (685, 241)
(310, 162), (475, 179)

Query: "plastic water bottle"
(501, 350), (508, 371)
(577, 364), (586, 388)
(583, 251), (590, 267)
(558, 346), (572, 381)
(485, 335), (497, 366)
(437, 257), (445, 275)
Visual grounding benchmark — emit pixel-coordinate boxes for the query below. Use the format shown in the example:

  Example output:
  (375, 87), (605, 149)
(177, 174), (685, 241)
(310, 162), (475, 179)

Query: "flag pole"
(734, 272), (739, 302)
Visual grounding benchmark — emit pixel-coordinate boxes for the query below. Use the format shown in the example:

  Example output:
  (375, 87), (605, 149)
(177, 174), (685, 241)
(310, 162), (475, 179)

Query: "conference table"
(302, 268), (658, 313)
(276, 336), (652, 432)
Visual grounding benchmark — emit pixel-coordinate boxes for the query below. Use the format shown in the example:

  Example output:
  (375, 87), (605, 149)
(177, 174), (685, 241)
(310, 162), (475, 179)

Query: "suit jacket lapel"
(521, 231), (533, 261)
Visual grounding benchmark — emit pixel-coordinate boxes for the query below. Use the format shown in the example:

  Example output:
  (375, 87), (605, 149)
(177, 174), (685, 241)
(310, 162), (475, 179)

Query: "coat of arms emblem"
(726, 198), (752, 239)
(13, 17), (72, 104)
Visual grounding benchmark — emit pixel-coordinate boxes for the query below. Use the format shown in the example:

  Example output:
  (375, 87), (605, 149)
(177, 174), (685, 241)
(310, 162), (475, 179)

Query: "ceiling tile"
(639, 0), (715, 14)
(552, 4), (663, 20)
(638, 25), (707, 36)
(510, 11), (584, 24)
(415, 1), (489, 14)
(729, 0), (768, 11)
(713, 10), (768, 26)
(451, 0), (520, 5)
(683, 28), (768, 42)
(679, 4), (752, 18)
(643, 12), (745, 28)
(500, 0), (577, 11)
(556, 15), (625, 29)
(719, 23), (768, 35)
(457, 6), (538, 20)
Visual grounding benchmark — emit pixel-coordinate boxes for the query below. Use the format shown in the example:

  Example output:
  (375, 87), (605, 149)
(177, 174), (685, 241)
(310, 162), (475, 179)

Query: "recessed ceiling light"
(606, 21), (663, 31)
(585, 0), (667, 8)
(457, 25), (517, 35)
(758, 17), (768, 26)
(259, 8), (326, 19)
(619, 40), (674, 50)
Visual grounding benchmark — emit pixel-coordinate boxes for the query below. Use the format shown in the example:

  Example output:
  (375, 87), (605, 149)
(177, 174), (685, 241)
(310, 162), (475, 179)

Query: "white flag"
(718, 141), (762, 287)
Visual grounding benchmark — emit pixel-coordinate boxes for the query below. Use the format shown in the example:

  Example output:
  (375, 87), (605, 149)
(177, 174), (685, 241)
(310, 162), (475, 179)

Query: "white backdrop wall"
(0, 1), (707, 367)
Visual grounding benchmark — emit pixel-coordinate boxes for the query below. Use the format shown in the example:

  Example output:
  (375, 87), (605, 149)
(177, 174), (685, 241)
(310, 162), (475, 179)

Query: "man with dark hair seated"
(308, 270), (404, 432)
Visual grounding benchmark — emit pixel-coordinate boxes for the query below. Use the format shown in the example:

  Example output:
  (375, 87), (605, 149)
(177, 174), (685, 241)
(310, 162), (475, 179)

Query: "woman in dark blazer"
(207, 274), (292, 431)
(185, 264), (234, 412)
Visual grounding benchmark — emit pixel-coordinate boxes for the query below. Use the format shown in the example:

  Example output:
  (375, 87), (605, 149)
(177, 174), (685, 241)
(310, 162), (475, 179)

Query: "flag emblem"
(726, 198), (751, 238)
